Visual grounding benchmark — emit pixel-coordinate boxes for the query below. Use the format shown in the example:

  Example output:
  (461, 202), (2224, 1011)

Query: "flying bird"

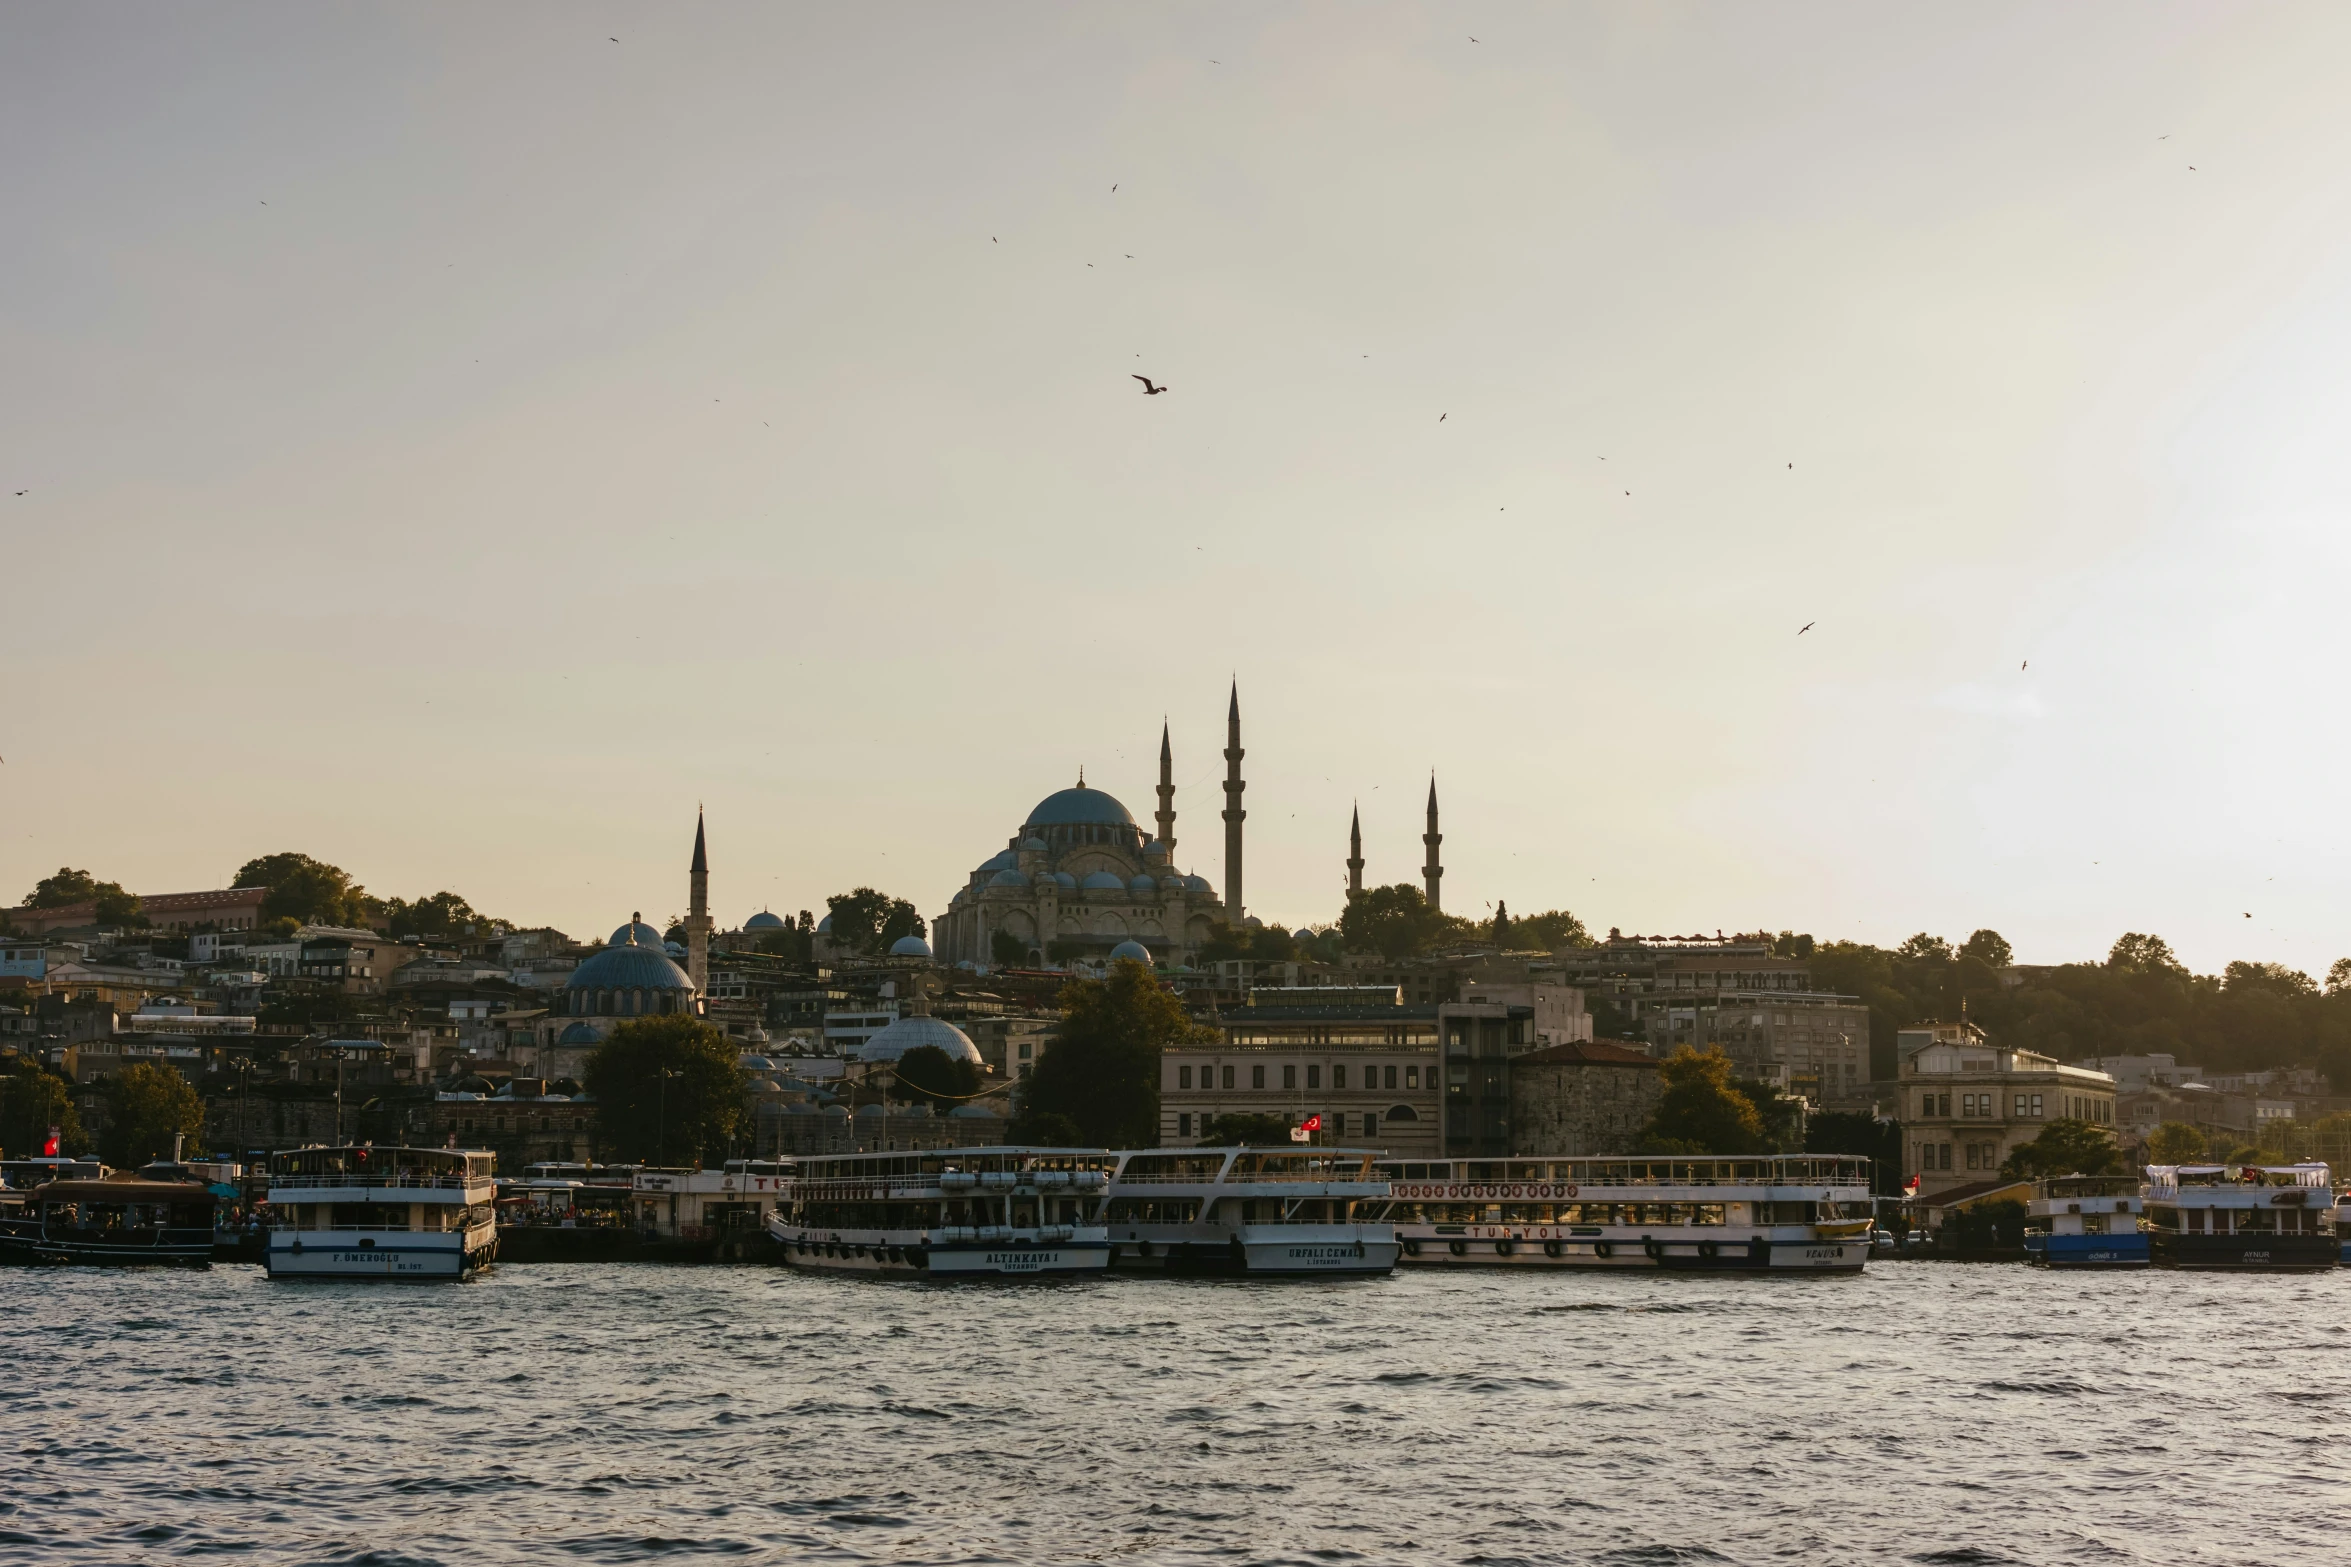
(1112, 184), (1118, 192)
(610, 37), (618, 42)
(1439, 413), (1446, 422)
(2022, 660), (2028, 670)
(1798, 622), (1815, 635)
(1132, 375), (1168, 395)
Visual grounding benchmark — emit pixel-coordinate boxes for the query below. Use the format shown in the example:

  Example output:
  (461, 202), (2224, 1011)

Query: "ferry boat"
(0, 1175), (217, 1266)
(765, 1147), (1113, 1277)
(2144, 1162), (2336, 1271)
(263, 1145), (498, 1280)
(2022, 1175), (2149, 1266)
(1100, 1147), (1398, 1276)
(1368, 1154), (1872, 1273)
(2337, 1187), (2351, 1266)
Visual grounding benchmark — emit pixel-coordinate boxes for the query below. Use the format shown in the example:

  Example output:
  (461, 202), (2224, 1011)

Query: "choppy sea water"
(5, 1261), (2348, 1567)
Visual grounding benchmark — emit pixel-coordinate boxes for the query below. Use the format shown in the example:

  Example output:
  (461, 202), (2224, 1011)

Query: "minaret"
(1155, 720), (1177, 858)
(686, 809), (712, 996)
(1347, 803), (1364, 898)
(1422, 775), (1443, 912)
(1221, 681), (1245, 921)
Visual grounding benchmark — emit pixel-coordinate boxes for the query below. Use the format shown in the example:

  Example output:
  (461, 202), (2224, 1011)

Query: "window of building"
(1334, 1065), (1348, 1089)
(1384, 1065), (1398, 1090)
(1306, 1064), (1321, 1089)
(1330, 1113), (1346, 1137)
(1406, 1065), (1419, 1089)
(1221, 1065), (1235, 1089)
(1283, 1064), (1297, 1089)
(1252, 1065), (1266, 1089)
(1176, 1113), (1191, 1137)
(1938, 1142), (1952, 1169)
(1363, 1113), (1378, 1139)
(1178, 1065), (1192, 1089)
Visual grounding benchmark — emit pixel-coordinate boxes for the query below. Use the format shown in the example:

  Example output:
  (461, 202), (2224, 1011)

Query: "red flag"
(1902, 1173), (1921, 1197)
(42, 1126), (61, 1158)
(1300, 1114), (1323, 1132)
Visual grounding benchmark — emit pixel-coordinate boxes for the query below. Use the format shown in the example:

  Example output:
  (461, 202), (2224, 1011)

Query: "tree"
(1896, 932), (1954, 963)
(2107, 932), (2186, 976)
(1338, 884), (1459, 959)
(233, 852), (376, 928)
(1012, 1110), (1084, 1147)
(1016, 958), (1211, 1148)
(101, 1062), (205, 1168)
(1639, 1047), (1767, 1155)
(1960, 930), (2013, 968)
(2223, 960), (2317, 999)
(1198, 921), (1297, 963)
(823, 887), (926, 956)
(1503, 909), (1591, 951)
(383, 891), (490, 942)
(2328, 958), (2351, 998)
(2145, 1122), (2207, 1164)
(1198, 1111), (1293, 1147)
(890, 1043), (981, 1111)
(582, 1015), (751, 1166)
(18, 867), (146, 927)
(2000, 1117), (2124, 1180)
(0, 1058), (86, 1158)
(1805, 1111), (1904, 1195)
(990, 929), (1033, 968)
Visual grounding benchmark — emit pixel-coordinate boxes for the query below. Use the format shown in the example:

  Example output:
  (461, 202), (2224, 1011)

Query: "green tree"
(890, 1043), (981, 1111)
(2145, 1121), (2207, 1163)
(2223, 960), (2316, 999)
(1338, 884), (1460, 959)
(2327, 958), (2351, 997)
(383, 891), (490, 942)
(0, 1058), (87, 1158)
(1960, 929), (2013, 967)
(1198, 921), (1298, 963)
(1951, 1198), (2027, 1250)
(2107, 932), (2187, 976)
(2000, 1117), (2124, 1180)
(582, 1014), (750, 1166)
(1013, 1110), (1084, 1147)
(234, 852), (376, 927)
(1016, 958), (1210, 1147)
(1640, 1047), (1767, 1154)
(18, 867), (146, 927)
(101, 1061), (205, 1168)
(1897, 932), (1954, 963)
(1805, 1111), (1904, 1194)
(823, 887), (926, 956)
(1504, 908), (1592, 950)
(990, 929), (1034, 968)
(1198, 1111), (1294, 1147)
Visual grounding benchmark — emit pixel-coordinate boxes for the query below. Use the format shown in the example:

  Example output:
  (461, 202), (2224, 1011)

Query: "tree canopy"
(382, 891), (494, 942)
(1338, 884), (1461, 959)
(889, 1043), (982, 1111)
(1999, 1117), (2125, 1180)
(1640, 1047), (1768, 1155)
(233, 852), (377, 928)
(581, 1015), (751, 1166)
(16, 867), (145, 927)
(101, 1062), (205, 1168)
(824, 888), (926, 955)
(1, 1058), (86, 1158)
(2144, 1121), (2207, 1164)
(1198, 1111), (1293, 1147)
(1014, 958), (1210, 1147)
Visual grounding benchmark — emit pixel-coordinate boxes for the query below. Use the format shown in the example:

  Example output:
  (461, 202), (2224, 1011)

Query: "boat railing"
(265, 1174), (491, 1193)
(1108, 1172), (1392, 1189)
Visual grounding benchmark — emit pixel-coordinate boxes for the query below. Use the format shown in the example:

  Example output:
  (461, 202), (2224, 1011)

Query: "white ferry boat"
(263, 1145), (498, 1281)
(2145, 1163), (2336, 1271)
(1369, 1155), (1872, 1273)
(1100, 1147), (1398, 1276)
(2022, 1175), (2149, 1267)
(2337, 1187), (2351, 1266)
(765, 1147), (1113, 1278)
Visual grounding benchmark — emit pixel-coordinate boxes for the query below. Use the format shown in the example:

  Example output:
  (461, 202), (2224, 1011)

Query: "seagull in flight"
(1132, 375), (1168, 395)
(1798, 622), (1815, 635)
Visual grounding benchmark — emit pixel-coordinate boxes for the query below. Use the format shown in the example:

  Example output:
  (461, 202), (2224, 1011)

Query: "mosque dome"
(1161, 875), (1188, 890)
(1129, 875), (1159, 895)
(1052, 871), (1077, 890)
(856, 1014), (983, 1066)
(568, 941), (693, 995)
(1080, 871), (1127, 893)
(663, 940), (686, 958)
(1292, 928), (1314, 942)
(989, 868), (1030, 888)
(1025, 786), (1135, 829)
(816, 914), (834, 934)
(1184, 874), (1213, 894)
(1020, 837), (1048, 851)
(1109, 939), (1153, 964)
(978, 849), (1019, 875)
(745, 910), (787, 931)
(609, 918), (663, 948)
(557, 1021), (597, 1046)
(889, 934), (934, 959)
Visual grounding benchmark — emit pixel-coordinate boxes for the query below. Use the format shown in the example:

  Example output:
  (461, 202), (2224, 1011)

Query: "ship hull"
(2151, 1232), (2336, 1271)
(264, 1228), (495, 1281)
(1397, 1230), (1864, 1273)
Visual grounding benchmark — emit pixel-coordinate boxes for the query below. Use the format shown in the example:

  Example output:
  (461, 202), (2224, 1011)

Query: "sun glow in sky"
(6, 4), (2351, 973)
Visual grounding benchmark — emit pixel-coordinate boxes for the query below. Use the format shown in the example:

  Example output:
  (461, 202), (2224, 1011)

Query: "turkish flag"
(42, 1126), (61, 1158)
(1300, 1114), (1323, 1132)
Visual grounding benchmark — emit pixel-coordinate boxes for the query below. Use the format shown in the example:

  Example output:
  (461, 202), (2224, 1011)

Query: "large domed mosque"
(931, 683), (1260, 969)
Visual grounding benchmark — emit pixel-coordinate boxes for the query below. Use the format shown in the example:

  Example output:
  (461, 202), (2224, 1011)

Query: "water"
(5, 1262), (2348, 1566)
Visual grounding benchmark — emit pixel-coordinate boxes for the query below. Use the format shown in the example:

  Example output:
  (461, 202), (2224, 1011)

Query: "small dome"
(989, 868), (1030, 888)
(1161, 875), (1188, 890)
(949, 1104), (1001, 1119)
(816, 914), (834, 935)
(663, 940), (686, 957)
(557, 1021), (597, 1045)
(1110, 939), (1153, 964)
(856, 1014), (983, 1066)
(1142, 839), (1169, 859)
(978, 849), (1018, 874)
(1184, 875), (1212, 894)
(1053, 872), (1077, 890)
(1024, 786), (1136, 829)
(609, 918), (663, 948)
(745, 910), (787, 931)
(1244, 916), (1263, 929)
(1130, 875), (1158, 895)
(568, 942), (694, 994)
(1020, 837), (1048, 852)
(1081, 871), (1127, 893)
(889, 934), (933, 959)
(1293, 928), (1314, 941)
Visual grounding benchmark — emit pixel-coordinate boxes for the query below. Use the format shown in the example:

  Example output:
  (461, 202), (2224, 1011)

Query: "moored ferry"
(766, 1147), (1113, 1277)
(2145, 1163), (2336, 1271)
(1368, 1155), (1872, 1273)
(2023, 1175), (2149, 1267)
(1100, 1147), (1398, 1276)
(2337, 1187), (2351, 1266)
(0, 1176), (218, 1267)
(263, 1145), (498, 1280)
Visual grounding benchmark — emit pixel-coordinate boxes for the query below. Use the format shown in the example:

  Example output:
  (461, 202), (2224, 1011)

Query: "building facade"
(1159, 989), (1443, 1154)
(1901, 1021), (2118, 1196)
(1505, 1040), (1664, 1156)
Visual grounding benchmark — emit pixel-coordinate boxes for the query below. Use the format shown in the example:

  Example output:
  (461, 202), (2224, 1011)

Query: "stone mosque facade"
(932, 687), (1257, 969)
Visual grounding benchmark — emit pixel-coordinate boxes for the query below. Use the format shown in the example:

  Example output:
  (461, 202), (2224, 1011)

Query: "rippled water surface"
(6, 1261), (2349, 1566)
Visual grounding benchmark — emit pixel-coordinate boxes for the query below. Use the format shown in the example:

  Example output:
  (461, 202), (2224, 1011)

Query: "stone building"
(1505, 1040), (1663, 1156)
(1161, 987), (1444, 1154)
(1901, 1021), (2117, 1197)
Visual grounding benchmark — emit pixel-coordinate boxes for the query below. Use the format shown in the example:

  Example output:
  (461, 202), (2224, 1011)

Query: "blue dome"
(1161, 875), (1188, 890)
(1109, 939), (1153, 963)
(1025, 786), (1135, 829)
(978, 849), (1018, 874)
(1184, 874), (1212, 894)
(1080, 871), (1127, 893)
(816, 914), (833, 935)
(890, 934), (934, 959)
(609, 919), (663, 948)
(989, 868), (1030, 888)
(1292, 928), (1314, 941)
(746, 911), (787, 931)
(857, 1014), (983, 1066)
(569, 943), (694, 993)
(1130, 875), (1158, 894)
(1053, 872), (1077, 890)
(557, 1021), (597, 1045)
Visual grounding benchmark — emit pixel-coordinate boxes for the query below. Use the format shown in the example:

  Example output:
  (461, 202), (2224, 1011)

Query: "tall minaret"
(686, 809), (712, 996)
(1221, 681), (1246, 921)
(1155, 719), (1177, 858)
(1346, 803), (1365, 897)
(1422, 775), (1443, 912)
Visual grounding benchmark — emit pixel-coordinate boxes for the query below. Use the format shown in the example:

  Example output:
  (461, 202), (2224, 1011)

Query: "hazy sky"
(6, 4), (2351, 974)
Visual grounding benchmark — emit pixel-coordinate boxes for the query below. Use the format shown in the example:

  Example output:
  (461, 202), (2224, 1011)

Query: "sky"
(5, 4), (2351, 975)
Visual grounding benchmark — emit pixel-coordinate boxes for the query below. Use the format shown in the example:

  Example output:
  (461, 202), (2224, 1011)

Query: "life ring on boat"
(1136, 1240), (1153, 1258)
(1543, 1240), (1563, 1258)
(1494, 1239), (1516, 1257)
(1401, 1238), (1421, 1257)
(1642, 1239), (1663, 1260)
(1593, 1240), (1612, 1259)
(1448, 1239), (1467, 1257)
(1699, 1241), (1718, 1260)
